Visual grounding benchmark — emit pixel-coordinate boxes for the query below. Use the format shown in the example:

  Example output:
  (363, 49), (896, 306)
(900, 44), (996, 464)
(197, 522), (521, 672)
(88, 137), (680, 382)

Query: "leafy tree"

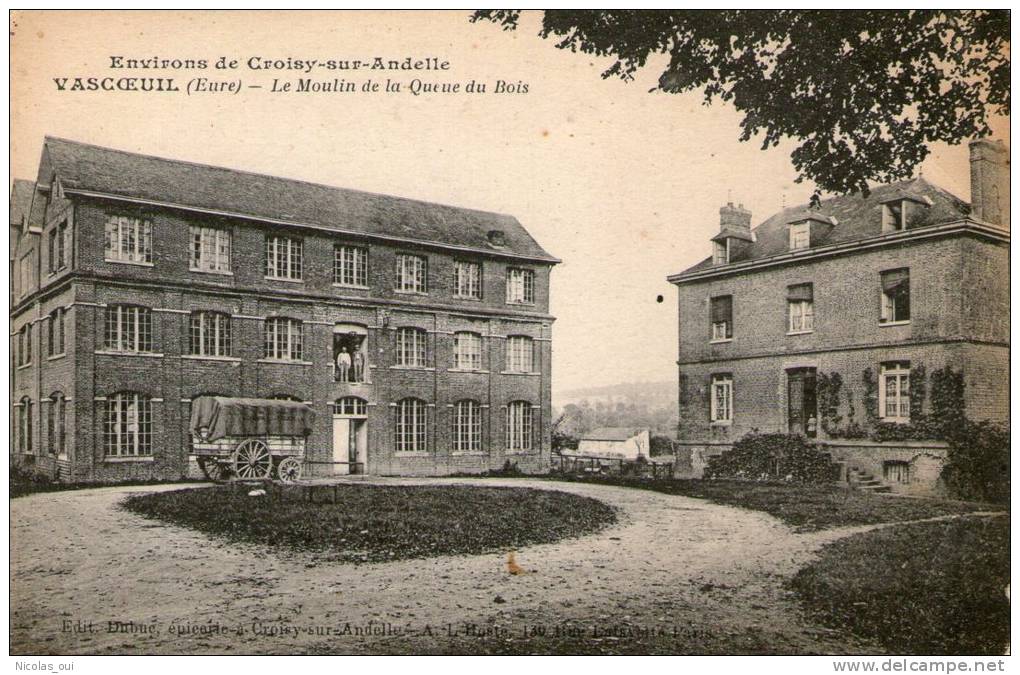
(472, 10), (1009, 196)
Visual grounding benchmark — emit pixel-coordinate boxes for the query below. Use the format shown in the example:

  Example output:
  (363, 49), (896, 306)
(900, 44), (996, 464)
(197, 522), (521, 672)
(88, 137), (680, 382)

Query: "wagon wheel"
(197, 457), (230, 483)
(232, 439), (272, 480)
(276, 457), (303, 483)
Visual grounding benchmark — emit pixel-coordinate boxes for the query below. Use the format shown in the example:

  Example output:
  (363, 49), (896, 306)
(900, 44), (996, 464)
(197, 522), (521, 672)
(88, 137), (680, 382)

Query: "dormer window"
(789, 222), (810, 250)
(713, 239), (729, 265)
(883, 200), (906, 232)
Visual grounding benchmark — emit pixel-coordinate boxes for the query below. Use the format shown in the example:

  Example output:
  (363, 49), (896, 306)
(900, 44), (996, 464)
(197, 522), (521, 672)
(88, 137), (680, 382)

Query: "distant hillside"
(553, 381), (677, 437)
(554, 381), (676, 408)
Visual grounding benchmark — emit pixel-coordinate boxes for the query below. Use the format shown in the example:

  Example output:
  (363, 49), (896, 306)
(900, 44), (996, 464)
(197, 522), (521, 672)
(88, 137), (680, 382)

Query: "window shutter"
(787, 283), (813, 302)
(881, 269), (909, 292)
(710, 296), (732, 323)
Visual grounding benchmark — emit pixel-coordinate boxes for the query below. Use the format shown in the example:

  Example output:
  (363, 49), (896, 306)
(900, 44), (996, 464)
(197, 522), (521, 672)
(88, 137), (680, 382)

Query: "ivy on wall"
(817, 364), (966, 442)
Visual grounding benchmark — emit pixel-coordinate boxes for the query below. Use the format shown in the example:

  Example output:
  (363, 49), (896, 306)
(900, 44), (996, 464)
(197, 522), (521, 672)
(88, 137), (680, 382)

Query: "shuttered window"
(880, 269), (910, 323)
(710, 295), (733, 341)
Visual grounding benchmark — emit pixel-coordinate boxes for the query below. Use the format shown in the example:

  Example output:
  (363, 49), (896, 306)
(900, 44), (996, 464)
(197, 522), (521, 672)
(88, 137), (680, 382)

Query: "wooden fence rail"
(551, 453), (674, 480)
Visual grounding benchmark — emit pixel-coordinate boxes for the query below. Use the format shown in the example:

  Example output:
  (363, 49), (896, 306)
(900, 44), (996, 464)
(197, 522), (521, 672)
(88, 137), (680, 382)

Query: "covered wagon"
(189, 396), (316, 483)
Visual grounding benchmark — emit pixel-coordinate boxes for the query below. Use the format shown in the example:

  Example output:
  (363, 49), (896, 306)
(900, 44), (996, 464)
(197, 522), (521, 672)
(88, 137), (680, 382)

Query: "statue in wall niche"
(336, 347), (351, 382)
(353, 350), (365, 382)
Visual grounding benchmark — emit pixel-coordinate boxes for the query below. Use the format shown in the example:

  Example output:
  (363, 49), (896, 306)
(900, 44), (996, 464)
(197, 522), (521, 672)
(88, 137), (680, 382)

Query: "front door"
(332, 417), (351, 475)
(787, 368), (818, 437)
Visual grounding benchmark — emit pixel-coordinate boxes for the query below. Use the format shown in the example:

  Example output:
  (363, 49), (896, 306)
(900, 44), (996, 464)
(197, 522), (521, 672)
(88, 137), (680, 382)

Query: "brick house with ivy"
(10, 137), (557, 482)
(668, 139), (1009, 493)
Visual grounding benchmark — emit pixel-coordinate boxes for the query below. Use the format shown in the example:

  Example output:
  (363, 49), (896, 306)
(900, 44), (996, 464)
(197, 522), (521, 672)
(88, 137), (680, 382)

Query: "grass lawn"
(121, 483), (616, 563)
(791, 515), (1010, 655)
(541, 475), (1001, 531)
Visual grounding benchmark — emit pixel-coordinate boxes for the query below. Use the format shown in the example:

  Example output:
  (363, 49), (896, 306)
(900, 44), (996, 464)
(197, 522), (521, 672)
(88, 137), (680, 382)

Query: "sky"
(9, 10), (1008, 395)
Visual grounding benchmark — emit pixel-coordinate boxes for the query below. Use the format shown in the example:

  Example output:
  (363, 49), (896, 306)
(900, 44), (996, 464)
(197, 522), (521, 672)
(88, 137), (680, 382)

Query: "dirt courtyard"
(10, 478), (884, 655)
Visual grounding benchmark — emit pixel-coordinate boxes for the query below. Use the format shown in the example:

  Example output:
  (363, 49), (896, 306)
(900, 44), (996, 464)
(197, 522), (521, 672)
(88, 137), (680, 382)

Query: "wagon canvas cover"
(190, 396), (316, 441)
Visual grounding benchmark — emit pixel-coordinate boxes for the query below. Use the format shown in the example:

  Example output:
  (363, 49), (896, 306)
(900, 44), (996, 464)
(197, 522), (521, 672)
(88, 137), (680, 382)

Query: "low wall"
(672, 442), (732, 479)
(821, 439), (949, 495)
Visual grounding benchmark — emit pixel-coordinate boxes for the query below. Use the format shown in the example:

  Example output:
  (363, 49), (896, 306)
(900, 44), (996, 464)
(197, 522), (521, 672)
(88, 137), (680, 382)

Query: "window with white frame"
(396, 254), (428, 293)
(48, 307), (65, 356)
(787, 283), (814, 333)
(879, 362), (911, 423)
(506, 401), (533, 451)
(396, 327), (427, 367)
(264, 317), (303, 361)
(190, 226), (231, 273)
(713, 239), (729, 265)
(454, 332), (482, 370)
(880, 268), (910, 323)
(334, 245), (368, 287)
(265, 235), (303, 280)
(104, 215), (152, 264)
(710, 374), (733, 423)
(189, 311), (231, 357)
(396, 398), (428, 452)
(883, 460), (910, 484)
(454, 260), (482, 299)
(710, 295), (733, 341)
(789, 222), (810, 250)
(453, 399), (482, 452)
(506, 268), (535, 304)
(506, 335), (534, 373)
(102, 392), (152, 457)
(333, 397), (367, 416)
(104, 305), (153, 353)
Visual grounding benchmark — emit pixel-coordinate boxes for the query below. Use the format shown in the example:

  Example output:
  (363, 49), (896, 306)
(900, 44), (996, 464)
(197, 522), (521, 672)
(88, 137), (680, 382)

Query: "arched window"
(104, 304), (153, 352)
(102, 392), (152, 457)
(189, 311), (231, 357)
(333, 397), (367, 417)
(264, 317), (303, 361)
(453, 400), (482, 452)
(506, 401), (533, 452)
(47, 392), (65, 456)
(454, 332), (482, 371)
(396, 398), (427, 453)
(19, 397), (32, 454)
(506, 336), (534, 373)
(396, 327), (427, 367)
(269, 394), (302, 402)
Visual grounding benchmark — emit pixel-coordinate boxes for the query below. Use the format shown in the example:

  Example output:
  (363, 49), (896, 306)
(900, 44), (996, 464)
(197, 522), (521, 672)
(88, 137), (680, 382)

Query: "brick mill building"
(668, 139), (1009, 493)
(10, 137), (558, 482)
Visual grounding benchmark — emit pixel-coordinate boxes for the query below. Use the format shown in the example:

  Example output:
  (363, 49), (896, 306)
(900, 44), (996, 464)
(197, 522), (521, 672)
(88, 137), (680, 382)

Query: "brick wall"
(70, 198), (552, 318)
(11, 194), (554, 483)
(675, 232), (1009, 441)
(677, 236), (987, 366)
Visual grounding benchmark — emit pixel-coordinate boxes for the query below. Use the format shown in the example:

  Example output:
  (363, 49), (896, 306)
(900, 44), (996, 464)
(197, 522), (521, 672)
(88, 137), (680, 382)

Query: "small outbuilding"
(577, 428), (650, 461)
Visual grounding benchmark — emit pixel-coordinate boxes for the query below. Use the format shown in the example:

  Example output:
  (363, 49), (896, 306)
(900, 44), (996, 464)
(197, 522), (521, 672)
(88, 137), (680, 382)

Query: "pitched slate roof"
(9, 179), (36, 262)
(9, 179), (35, 226)
(42, 137), (558, 262)
(676, 177), (971, 277)
(580, 427), (645, 442)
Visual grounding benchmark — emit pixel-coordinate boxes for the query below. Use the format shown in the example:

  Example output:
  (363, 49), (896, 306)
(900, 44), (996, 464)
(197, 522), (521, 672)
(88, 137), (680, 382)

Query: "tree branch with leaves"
(472, 10), (1009, 196)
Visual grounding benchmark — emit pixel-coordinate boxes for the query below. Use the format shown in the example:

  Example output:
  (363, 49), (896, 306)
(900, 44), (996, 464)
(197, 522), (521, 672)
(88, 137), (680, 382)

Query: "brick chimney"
(719, 202), (752, 235)
(969, 139), (1009, 228)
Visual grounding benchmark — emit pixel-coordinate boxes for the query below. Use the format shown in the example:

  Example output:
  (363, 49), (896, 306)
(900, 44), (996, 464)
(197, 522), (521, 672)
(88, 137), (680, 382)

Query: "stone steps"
(848, 467), (893, 493)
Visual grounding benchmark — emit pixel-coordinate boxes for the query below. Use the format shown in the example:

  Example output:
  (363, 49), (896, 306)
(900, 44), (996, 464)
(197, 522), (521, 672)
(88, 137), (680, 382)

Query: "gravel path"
(11, 478), (884, 655)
